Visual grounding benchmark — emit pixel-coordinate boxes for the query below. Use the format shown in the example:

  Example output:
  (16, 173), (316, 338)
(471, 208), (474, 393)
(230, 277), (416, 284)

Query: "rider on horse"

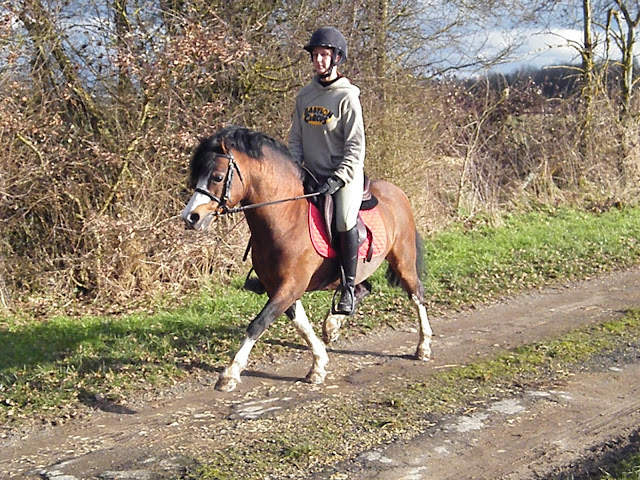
(288, 26), (366, 316)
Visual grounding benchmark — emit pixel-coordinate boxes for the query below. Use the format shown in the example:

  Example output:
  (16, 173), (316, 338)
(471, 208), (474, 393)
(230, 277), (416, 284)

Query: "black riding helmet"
(303, 27), (348, 66)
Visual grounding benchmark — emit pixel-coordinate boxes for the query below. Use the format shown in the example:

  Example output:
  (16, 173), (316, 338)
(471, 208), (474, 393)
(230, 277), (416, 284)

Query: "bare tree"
(580, 0), (599, 165)
(602, 0), (640, 179)
(608, 0), (640, 115)
(583, 0), (597, 107)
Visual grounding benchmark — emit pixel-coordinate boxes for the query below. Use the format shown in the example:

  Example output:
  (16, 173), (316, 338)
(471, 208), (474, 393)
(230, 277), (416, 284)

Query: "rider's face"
(311, 47), (335, 77)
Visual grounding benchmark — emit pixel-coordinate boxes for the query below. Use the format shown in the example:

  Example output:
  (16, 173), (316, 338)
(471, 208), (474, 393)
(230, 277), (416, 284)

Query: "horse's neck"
(245, 159), (303, 203)
(243, 161), (305, 234)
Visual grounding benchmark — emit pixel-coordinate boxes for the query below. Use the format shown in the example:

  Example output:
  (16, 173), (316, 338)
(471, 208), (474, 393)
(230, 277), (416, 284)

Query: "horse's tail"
(385, 229), (426, 287)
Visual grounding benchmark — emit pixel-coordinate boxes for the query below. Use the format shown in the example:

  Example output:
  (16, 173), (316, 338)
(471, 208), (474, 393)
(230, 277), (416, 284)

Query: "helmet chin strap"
(319, 68), (335, 80)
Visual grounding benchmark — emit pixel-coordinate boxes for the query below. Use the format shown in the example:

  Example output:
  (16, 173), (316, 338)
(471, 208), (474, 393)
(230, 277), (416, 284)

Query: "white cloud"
(487, 28), (584, 74)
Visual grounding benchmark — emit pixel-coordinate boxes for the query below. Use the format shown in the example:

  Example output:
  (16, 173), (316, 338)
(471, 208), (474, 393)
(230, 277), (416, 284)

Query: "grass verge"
(422, 206), (640, 308)
(1, 205), (640, 432)
(597, 450), (640, 480)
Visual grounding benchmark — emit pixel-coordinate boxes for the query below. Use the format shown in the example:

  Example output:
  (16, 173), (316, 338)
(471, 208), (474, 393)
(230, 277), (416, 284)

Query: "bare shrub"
(442, 77), (638, 216)
(0, 4), (257, 314)
(362, 80), (460, 233)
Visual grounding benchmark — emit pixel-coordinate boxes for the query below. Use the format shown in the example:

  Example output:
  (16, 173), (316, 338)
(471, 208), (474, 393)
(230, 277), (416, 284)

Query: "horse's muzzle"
(183, 211), (201, 230)
(182, 204), (220, 231)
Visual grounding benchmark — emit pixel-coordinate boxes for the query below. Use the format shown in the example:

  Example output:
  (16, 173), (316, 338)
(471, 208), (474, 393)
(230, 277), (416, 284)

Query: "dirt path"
(342, 361), (640, 480)
(2, 267), (640, 480)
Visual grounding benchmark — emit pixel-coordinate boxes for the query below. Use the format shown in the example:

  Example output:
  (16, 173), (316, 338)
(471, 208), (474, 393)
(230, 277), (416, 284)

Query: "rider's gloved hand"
(317, 176), (345, 195)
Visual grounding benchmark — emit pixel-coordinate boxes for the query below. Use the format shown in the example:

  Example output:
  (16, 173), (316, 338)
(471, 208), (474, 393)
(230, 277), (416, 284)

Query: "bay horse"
(181, 125), (432, 392)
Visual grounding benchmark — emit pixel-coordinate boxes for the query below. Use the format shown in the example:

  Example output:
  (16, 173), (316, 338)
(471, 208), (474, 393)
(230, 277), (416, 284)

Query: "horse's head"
(182, 125), (304, 230)
(181, 135), (244, 231)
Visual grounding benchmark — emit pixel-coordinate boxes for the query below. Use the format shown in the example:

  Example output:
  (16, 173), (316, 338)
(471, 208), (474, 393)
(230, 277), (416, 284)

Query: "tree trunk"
(612, 0), (640, 181)
(580, 0), (596, 171)
(375, 0), (389, 102)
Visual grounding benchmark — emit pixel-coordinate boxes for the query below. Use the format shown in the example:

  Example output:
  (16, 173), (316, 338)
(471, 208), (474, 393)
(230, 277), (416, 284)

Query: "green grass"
(1, 205), (640, 429)
(0, 291), (261, 423)
(597, 451), (640, 480)
(422, 206), (640, 307)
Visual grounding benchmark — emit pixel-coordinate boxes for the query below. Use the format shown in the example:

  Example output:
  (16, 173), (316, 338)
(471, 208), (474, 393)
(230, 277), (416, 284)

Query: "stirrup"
(331, 286), (356, 316)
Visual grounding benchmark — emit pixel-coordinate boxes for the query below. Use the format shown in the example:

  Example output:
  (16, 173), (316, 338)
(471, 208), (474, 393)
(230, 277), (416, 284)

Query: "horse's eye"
(211, 173), (224, 183)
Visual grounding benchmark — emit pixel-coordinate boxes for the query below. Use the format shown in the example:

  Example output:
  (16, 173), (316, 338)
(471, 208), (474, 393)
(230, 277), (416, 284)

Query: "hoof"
(322, 315), (342, 344)
(215, 375), (239, 392)
(415, 348), (432, 362)
(305, 370), (326, 385)
(323, 329), (340, 344)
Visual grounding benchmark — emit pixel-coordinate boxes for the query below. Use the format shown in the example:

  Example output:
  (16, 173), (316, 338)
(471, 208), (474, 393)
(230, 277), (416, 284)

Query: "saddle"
(304, 171), (380, 262)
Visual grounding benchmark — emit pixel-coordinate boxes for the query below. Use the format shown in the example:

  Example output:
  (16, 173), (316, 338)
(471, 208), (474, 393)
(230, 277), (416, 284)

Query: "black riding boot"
(333, 226), (359, 315)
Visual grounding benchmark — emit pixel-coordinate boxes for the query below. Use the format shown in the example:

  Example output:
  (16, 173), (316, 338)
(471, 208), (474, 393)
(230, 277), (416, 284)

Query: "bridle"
(194, 151), (243, 215)
(193, 149), (320, 216)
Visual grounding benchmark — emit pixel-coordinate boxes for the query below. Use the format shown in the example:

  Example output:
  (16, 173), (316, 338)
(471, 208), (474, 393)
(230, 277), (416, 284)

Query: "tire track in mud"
(1, 267), (639, 479)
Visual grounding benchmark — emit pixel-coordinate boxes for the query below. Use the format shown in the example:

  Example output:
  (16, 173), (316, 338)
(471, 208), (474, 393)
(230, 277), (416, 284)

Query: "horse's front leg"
(286, 300), (328, 384)
(215, 297), (289, 392)
(216, 336), (256, 392)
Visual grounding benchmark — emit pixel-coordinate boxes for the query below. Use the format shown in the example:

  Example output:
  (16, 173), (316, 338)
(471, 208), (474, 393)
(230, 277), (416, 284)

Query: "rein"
(220, 191), (320, 215)
(196, 150), (320, 216)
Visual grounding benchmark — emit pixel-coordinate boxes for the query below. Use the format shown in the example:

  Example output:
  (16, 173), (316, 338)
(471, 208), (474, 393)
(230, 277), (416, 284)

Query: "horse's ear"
(221, 137), (233, 155)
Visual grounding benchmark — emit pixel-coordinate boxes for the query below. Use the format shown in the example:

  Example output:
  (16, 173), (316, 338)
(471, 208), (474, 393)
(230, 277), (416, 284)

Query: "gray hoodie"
(288, 76), (365, 185)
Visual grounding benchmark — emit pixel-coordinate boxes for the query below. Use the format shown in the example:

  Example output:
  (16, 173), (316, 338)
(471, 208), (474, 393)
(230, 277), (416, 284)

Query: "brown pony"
(181, 125), (432, 392)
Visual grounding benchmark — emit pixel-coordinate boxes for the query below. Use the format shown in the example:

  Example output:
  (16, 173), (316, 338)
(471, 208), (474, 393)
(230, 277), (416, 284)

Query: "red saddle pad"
(308, 202), (387, 259)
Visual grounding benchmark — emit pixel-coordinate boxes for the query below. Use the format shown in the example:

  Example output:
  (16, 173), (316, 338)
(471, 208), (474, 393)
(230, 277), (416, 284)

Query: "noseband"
(194, 151), (244, 215)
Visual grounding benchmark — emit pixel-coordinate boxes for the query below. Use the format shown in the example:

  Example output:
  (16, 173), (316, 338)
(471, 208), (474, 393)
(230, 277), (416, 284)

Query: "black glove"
(317, 176), (345, 196)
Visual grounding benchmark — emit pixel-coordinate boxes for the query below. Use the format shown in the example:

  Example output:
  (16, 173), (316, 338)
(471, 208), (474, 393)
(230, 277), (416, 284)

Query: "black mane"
(189, 125), (301, 187)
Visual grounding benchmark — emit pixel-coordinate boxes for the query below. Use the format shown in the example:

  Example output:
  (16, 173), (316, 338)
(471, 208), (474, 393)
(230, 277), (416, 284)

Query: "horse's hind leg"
(387, 250), (433, 361)
(288, 300), (329, 384)
(323, 311), (343, 344)
(411, 293), (432, 360)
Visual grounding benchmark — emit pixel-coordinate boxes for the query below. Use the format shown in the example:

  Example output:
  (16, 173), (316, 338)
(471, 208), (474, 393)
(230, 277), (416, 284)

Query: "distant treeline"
(483, 61), (640, 100)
